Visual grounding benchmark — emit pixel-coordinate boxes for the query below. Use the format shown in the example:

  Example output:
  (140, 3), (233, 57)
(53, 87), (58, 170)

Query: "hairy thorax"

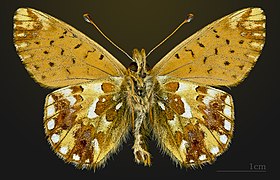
(126, 75), (154, 113)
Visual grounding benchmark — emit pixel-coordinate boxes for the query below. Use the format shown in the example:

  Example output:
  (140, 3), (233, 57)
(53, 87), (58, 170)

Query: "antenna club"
(82, 12), (134, 61)
(147, 12), (194, 57)
(83, 13), (92, 23)
(185, 13), (194, 23)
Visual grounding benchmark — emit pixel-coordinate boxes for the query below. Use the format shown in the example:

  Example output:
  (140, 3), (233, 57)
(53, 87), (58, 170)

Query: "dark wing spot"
(207, 68), (212, 74)
(203, 57), (207, 64)
(232, 75), (237, 79)
(50, 40), (54, 45)
(63, 30), (67, 35)
(230, 50), (235, 53)
(185, 49), (195, 58)
(198, 42), (205, 48)
(59, 35), (64, 39)
(74, 43), (82, 49)
(44, 51), (49, 54)
(213, 29), (217, 33)
(239, 40), (244, 44)
(61, 48), (65, 55)
(72, 34), (78, 38)
(216, 35), (220, 38)
(224, 61), (230, 66)
(34, 65), (40, 70)
(99, 54), (104, 60)
(215, 48), (218, 55)
(34, 41), (40, 45)
(41, 75), (46, 79)
(49, 62), (54, 67)
(226, 39), (230, 44)
(239, 65), (244, 70)
(84, 50), (94, 58)
(66, 69), (70, 74)
(189, 67), (192, 73)
(175, 53), (180, 59)
(72, 58), (76, 64)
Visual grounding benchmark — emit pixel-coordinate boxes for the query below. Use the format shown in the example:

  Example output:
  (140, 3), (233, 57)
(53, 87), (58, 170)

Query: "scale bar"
(216, 170), (266, 173)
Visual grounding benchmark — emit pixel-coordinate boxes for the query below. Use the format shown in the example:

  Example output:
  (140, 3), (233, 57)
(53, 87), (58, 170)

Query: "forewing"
(150, 77), (234, 167)
(44, 77), (130, 169)
(14, 8), (126, 88)
(151, 8), (265, 86)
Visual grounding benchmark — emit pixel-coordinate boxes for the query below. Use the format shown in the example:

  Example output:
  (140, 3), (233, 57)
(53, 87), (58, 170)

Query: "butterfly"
(13, 7), (265, 170)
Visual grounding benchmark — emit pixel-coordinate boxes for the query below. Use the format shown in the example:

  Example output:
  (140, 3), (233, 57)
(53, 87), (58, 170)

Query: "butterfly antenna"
(83, 13), (135, 61)
(146, 13), (194, 57)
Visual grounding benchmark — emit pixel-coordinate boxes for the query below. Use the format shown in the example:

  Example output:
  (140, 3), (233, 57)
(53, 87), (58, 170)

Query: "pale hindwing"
(43, 77), (130, 169)
(14, 8), (126, 88)
(150, 77), (234, 167)
(151, 8), (265, 86)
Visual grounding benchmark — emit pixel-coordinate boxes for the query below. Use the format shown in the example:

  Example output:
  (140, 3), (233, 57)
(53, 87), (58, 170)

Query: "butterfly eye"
(128, 62), (138, 72)
(146, 63), (151, 72)
(140, 73), (147, 78)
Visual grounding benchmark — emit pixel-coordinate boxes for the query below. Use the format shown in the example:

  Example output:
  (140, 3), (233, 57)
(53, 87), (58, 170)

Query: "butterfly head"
(128, 48), (149, 78)
(126, 48), (153, 97)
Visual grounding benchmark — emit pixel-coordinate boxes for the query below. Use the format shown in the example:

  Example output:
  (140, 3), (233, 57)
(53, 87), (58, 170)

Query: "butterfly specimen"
(13, 7), (265, 170)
